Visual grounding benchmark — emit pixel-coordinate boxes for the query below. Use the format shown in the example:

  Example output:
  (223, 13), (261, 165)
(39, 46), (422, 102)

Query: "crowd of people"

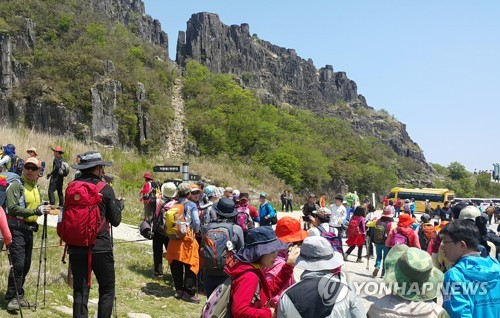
(138, 177), (500, 318)
(1, 141), (499, 317)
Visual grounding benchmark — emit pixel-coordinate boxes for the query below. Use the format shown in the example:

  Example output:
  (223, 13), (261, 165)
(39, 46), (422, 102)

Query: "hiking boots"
(174, 290), (183, 299)
(355, 257), (363, 263)
(372, 268), (380, 277)
(7, 297), (29, 311)
(182, 293), (201, 304)
(343, 254), (349, 262)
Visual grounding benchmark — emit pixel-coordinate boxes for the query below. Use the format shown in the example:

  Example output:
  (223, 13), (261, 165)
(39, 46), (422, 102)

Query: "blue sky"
(143, 0), (500, 172)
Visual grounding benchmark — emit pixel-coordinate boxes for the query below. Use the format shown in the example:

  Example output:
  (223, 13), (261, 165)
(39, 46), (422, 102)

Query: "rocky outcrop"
(176, 12), (432, 171)
(89, 0), (168, 59)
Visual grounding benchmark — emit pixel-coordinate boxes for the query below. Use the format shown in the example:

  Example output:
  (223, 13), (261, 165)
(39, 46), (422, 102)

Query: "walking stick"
(365, 235), (371, 271)
(6, 245), (24, 317)
(34, 212), (48, 310)
(43, 212), (48, 307)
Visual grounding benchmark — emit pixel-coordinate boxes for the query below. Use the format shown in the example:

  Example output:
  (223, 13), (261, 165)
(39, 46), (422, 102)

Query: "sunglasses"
(24, 165), (39, 171)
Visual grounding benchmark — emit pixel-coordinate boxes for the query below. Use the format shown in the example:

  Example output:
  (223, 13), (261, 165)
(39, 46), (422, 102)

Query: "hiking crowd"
(0, 141), (498, 318)
(0, 144), (123, 318)
(138, 174), (500, 318)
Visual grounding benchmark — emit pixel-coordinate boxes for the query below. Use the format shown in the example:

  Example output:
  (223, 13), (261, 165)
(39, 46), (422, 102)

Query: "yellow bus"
(387, 187), (455, 213)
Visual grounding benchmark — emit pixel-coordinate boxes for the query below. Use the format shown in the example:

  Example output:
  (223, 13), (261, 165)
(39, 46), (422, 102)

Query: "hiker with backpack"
(202, 197), (244, 297)
(139, 172), (159, 222)
(3, 157), (47, 312)
(370, 207), (395, 277)
(226, 226), (299, 317)
(150, 182), (177, 280)
(418, 214), (436, 252)
(234, 192), (257, 234)
(385, 213), (421, 249)
(258, 193), (277, 227)
(344, 206), (367, 263)
(61, 151), (122, 318)
(0, 144), (24, 176)
(330, 194), (347, 237)
(308, 207), (343, 255)
(165, 182), (201, 303)
(266, 216), (309, 307)
(277, 236), (365, 318)
(46, 146), (66, 207)
(367, 245), (446, 318)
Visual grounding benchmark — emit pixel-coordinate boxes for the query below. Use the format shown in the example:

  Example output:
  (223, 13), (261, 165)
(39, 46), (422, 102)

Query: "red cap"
(51, 146), (64, 153)
(398, 214), (414, 227)
(143, 172), (153, 180)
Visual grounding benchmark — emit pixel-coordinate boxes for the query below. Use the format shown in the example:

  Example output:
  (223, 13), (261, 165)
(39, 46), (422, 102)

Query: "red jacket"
(226, 261), (293, 318)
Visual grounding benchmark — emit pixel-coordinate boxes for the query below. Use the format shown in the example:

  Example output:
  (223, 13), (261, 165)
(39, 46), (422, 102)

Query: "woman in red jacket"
(226, 226), (299, 318)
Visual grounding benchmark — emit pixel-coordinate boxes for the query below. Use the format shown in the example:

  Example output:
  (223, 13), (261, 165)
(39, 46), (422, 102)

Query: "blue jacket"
(443, 254), (500, 318)
(259, 201), (276, 219)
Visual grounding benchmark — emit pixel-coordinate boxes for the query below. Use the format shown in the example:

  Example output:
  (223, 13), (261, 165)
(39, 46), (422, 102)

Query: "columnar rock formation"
(176, 12), (431, 168)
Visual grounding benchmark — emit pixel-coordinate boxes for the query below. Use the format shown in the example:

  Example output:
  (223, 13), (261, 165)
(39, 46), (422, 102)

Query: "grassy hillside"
(0, 0), (176, 149)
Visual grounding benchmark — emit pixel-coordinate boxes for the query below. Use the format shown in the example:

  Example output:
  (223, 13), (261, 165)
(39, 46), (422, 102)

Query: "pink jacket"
(0, 207), (12, 245)
(265, 251), (295, 307)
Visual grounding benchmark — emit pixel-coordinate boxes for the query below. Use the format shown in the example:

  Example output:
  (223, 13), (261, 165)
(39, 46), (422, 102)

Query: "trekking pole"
(43, 212), (48, 307)
(110, 226), (118, 318)
(6, 245), (24, 317)
(34, 211), (48, 310)
(365, 235), (371, 271)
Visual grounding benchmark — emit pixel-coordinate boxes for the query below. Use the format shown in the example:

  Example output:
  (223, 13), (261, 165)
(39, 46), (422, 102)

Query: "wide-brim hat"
(213, 197), (238, 217)
(236, 227), (287, 263)
(161, 182), (177, 198)
(51, 146), (64, 153)
(26, 147), (38, 155)
(384, 245), (444, 301)
(275, 216), (309, 243)
(398, 214), (413, 227)
(70, 151), (112, 170)
(295, 236), (344, 271)
(382, 207), (394, 218)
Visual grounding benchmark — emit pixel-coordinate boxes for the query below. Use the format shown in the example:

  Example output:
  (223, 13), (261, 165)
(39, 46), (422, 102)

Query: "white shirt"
(308, 223), (339, 237)
(330, 204), (346, 226)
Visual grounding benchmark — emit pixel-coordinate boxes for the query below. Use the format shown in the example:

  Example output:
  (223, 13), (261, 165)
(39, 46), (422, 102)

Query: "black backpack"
(7, 155), (24, 176)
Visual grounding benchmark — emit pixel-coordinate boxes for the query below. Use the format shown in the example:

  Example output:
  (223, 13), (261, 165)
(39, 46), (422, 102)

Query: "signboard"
(189, 174), (201, 181)
(153, 165), (180, 173)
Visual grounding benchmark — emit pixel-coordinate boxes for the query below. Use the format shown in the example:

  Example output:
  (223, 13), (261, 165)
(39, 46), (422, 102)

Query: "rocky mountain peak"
(176, 12), (433, 173)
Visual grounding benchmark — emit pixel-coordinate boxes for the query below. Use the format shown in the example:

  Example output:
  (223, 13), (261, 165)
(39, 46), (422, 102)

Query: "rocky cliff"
(176, 12), (431, 170)
(0, 0), (175, 152)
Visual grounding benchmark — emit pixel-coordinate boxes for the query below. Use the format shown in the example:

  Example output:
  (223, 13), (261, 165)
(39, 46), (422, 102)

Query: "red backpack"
(347, 216), (362, 237)
(57, 180), (107, 286)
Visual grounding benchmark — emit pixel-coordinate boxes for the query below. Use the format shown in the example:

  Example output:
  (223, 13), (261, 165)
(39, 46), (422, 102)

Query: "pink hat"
(382, 207), (394, 218)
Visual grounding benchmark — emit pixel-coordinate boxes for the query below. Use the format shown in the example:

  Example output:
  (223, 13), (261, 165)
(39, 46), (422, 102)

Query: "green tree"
(448, 161), (469, 180)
